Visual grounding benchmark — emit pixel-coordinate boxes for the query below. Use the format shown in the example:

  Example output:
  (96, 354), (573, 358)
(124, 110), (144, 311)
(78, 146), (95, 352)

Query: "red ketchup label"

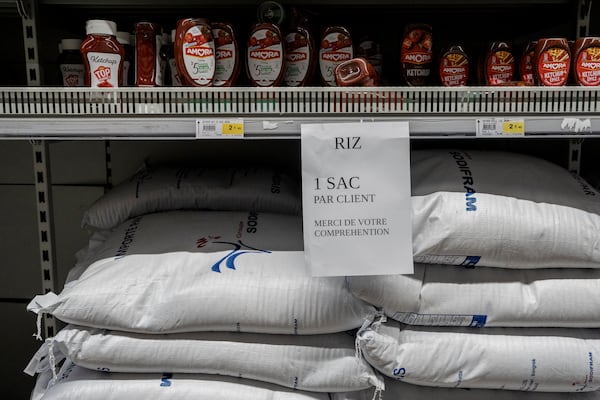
(486, 50), (514, 85)
(60, 64), (85, 87)
(182, 25), (215, 86)
(213, 27), (237, 86)
(319, 32), (353, 86)
(537, 47), (570, 86)
(439, 52), (468, 86)
(284, 32), (311, 86)
(575, 46), (600, 86)
(248, 28), (284, 86)
(87, 53), (121, 87)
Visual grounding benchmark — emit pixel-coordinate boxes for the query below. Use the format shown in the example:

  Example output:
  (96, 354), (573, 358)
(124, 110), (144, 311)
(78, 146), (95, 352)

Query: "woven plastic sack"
(82, 165), (302, 230)
(348, 263), (600, 327)
(333, 378), (600, 400)
(411, 149), (600, 268)
(25, 324), (383, 393)
(31, 361), (331, 400)
(357, 319), (600, 392)
(28, 211), (375, 334)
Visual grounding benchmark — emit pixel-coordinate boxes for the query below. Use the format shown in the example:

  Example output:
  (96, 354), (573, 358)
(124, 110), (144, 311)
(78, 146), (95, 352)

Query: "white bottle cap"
(85, 19), (117, 36)
(61, 38), (82, 51)
(116, 31), (130, 45)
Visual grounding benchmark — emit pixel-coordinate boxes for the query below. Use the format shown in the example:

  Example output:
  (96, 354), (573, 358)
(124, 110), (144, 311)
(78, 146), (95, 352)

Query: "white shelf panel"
(1, 115), (598, 139)
(1, 87), (599, 139)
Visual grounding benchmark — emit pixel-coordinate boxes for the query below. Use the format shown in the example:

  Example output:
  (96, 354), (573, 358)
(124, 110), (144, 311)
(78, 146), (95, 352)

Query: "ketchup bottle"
(247, 22), (285, 87)
(284, 26), (316, 87)
(80, 19), (124, 88)
(519, 40), (537, 86)
(319, 26), (353, 86)
(571, 37), (600, 86)
(135, 22), (163, 87)
(534, 38), (571, 86)
(212, 22), (240, 87)
(174, 18), (216, 87)
(438, 44), (469, 87)
(481, 41), (515, 86)
(58, 38), (84, 87)
(401, 23), (433, 86)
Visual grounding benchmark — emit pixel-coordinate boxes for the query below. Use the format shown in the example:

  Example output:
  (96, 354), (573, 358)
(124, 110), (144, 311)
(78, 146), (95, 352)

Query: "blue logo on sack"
(160, 373), (173, 387)
(470, 315), (487, 327)
(460, 256), (481, 267)
(210, 240), (272, 273)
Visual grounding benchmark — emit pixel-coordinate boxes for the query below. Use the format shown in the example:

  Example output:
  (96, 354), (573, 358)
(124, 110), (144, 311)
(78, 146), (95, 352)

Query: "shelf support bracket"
(18, 0), (40, 86)
(30, 140), (57, 339)
(569, 138), (584, 175)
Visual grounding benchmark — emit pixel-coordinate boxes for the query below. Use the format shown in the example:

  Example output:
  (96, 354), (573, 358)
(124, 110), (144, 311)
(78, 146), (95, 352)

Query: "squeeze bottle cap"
(86, 20), (117, 36)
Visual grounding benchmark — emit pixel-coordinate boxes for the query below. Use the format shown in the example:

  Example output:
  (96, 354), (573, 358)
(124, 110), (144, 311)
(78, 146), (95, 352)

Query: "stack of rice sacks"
(25, 166), (384, 400)
(350, 149), (600, 398)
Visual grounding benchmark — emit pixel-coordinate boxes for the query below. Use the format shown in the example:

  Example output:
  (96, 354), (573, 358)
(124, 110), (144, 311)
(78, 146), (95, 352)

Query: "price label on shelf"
(501, 120), (525, 135)
(196, 119), (245, 138)
(476, 118), (525, 137)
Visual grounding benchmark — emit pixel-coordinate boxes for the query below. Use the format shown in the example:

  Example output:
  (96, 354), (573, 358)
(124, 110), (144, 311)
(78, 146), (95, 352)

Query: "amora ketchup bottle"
(80, 20), (125, 88)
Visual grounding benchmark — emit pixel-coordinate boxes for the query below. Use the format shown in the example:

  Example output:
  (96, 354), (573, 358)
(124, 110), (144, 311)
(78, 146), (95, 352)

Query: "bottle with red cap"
(80, 19), (125, 88)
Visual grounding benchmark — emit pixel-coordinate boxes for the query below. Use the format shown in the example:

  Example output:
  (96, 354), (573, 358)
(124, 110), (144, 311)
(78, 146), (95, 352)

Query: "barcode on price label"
(196, 119), (244, 138)
(476, 118), (525, 136)
(476, 118), (500, 136)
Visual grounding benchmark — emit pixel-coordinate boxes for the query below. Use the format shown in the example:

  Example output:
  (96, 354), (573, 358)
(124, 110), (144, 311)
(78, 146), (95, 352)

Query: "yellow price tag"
(222, 123), (244, 135)
(501, 120), (525, 135)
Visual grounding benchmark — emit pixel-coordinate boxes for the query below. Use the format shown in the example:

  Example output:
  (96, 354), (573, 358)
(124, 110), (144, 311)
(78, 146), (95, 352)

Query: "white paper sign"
(301, 122), (413, 277)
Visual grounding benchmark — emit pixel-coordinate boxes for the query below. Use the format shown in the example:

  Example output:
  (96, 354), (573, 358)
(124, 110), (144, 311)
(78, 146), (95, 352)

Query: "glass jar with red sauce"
(80, 19), (124, 88)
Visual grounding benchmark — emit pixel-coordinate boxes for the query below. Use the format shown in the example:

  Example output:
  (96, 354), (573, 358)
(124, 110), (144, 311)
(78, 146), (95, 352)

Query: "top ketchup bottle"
(80, 19), (125, 88)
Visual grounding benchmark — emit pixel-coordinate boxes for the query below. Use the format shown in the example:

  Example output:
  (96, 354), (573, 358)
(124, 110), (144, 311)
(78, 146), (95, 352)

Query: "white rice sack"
(27, 324), (382, 393)
(33, 360), (330, 400)
(29, 211), (375, 334)
(82, 166), (302, 230)
(333, 378), (600, 400)
(357, 320), (600, 392)
(348, 264), (600, 327)
(411, 149), (600, 268)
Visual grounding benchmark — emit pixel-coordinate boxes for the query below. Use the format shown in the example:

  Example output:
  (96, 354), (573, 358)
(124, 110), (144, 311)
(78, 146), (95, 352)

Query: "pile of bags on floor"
(25, 150), (600, 399)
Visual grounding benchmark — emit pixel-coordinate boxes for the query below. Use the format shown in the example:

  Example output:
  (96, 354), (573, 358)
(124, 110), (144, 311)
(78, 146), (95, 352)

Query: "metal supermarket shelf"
(0, 86), (599, 139)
